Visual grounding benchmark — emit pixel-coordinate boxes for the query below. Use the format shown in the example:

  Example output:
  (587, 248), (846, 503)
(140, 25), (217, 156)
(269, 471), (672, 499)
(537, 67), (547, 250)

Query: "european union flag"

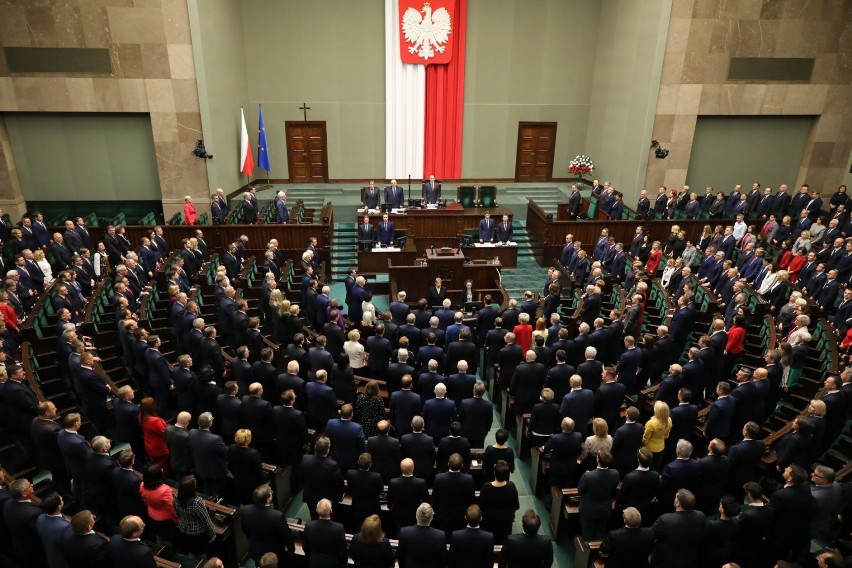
(257, 104), (271, 172)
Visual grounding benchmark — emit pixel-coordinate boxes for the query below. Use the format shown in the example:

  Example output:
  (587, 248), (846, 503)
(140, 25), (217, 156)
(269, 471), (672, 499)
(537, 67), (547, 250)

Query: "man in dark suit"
(61, 509), (111, 568)
(435, 422), (472, 473)
(214, 381), (241, 445)
(733, 481), (774, 566)
(271, 389), (309, 468)
(58, 413), (92, 503)
(36, 492), (73, 568)
(366, 420), (401, 483)
(559, 376), (594, 436)
(497, 332), (523, 391)
(398, 503), (447, 568)
(112, 450), (147, 522)
(30, 401), (70, 493)
(616, 449), (660, 527)
(544, 417), (584, 490)
(388, 458), (430, 533)
(365, 324), (392, 378)
(423, 175), (441, 204)
(400, 416), (437, 480)
(697, 437), (732, 515)
(4, 362), (39, 443)
(300, 436), (345, 519)
(727, 421), (766, 497)
(345, 454), (384, 528)
(84, 436), (118, 522)
(385, 179), (405, 208)
(387, 349), (416, 393)
(667, 387), (697, 451)
(479, 211), (496, 243)
(389, 376), (423, 436)
(459, 383), (493, 448)
(240, 484), (295, 564)
(600, 506), (655, 568)
(705, 381), (735, 443)
(769, 464), (813, 563)
(107, 515), (157, 568)
(508, 350), (547, 416)
(658, 439), (702, 513)
(376, 213), (395, 245)
(304, 370), (337, 433)
(577, 449), (620, 540)
(449, 504), (494, 568)
(498, 510), (553, 568)
(241, 191), (258, 223)
(325, 404), (366, 472)
(357, 215), (375, 250)
(446, 328), (478, 378)
(651, 489), (706, 568)
(164, 411), (192, 480)
(187, 412), (229, 496)
(594, 368), (626, 433)
(423, 383), (457, 443)
(611, 407), (645, 477)
(4, 478), (48, 568)
(496, 214), (513, 243)
(363, 181), (381, 209)
(579, 285), (601, 327)
(303, 498), (348, 567)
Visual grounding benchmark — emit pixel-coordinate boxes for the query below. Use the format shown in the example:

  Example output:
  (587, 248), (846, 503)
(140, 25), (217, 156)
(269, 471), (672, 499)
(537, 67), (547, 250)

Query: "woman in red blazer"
(513, 312), (533, 353)
(183, 195), (197, 225)
(140, 396), (170, 473)
(724, 315), (747, 378)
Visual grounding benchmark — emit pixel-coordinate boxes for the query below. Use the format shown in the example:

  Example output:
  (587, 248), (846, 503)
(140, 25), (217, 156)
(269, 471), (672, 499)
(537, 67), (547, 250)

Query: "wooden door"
(285, 121), (329, 183)
(515, 122), (557, 182)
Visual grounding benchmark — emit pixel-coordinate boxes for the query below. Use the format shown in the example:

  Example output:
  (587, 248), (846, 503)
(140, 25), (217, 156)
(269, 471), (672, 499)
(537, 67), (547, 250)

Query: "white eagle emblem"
(402, 2), (452, 61)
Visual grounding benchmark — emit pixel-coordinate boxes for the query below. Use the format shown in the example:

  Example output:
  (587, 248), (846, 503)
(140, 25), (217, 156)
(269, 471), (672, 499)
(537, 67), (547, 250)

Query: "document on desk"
(372, 247), (401, 252)
(474, 242), (518, 247)
(357, 208), (381, 214)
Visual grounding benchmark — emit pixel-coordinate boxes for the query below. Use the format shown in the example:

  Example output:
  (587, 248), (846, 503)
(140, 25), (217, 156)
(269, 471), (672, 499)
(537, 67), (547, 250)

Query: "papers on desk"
(357, 208), (380, 214)
(372, 246), (401, 252)
(391, 208), (407, 214)
(474, 242), (518, 247)
(426, 204), (438, 209)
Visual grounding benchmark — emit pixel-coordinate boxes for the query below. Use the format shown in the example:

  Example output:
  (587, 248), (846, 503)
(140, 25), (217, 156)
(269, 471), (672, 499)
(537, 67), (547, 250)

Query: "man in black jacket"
(616, 448), (660, 527)
(4, 478), (48, 568)
(107, 515), (157, 568)
(600, 506), (654, 568)
(345, 453), (384, 530)
(366, 420), (400, 483)
(387, 458), (430, 533)
(498, 510), (553, 568)
(240, 484), (295, 564)
(449, 504), (494, 568)
(769, 464), (813, 563)
(299, 436), (344, 520)
(30, 401), (70, 493)
(303, 499), (347, 567)
(651, 489), (706, 568)
(165, 411), (193, 479)
(431, 453), (475, 534)
(62, 509), (112, 568)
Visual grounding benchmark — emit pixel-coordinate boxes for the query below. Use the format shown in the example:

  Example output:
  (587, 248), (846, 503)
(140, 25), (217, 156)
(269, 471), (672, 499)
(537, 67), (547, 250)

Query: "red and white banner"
(386, 0), (466, 180)
(399, 0), (455, 66)
(239, 107), (254, 176)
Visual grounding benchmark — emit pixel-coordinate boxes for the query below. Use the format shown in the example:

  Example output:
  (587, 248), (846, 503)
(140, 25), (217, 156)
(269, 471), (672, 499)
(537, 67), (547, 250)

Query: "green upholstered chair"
(457, 186), (476, 208)
(479, 185), (497, 208)
(586, 195), (598, 219)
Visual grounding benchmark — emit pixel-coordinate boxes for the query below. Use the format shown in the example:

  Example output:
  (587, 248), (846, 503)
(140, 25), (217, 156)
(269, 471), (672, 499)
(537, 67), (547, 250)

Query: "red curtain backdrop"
(423, 0), (467, 179)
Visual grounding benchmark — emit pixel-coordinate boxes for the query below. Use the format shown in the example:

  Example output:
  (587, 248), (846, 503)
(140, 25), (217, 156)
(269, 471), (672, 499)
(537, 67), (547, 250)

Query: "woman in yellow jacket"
(642, 400), (672, 470)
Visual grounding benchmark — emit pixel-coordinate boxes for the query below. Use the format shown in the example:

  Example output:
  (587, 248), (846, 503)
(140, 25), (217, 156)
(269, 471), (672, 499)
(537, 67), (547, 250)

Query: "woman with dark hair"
(723, 315), (747, 378)
(460, 279), (476, 306)
(140, 396), (169, 472)
(542, 283), (560, 321)
(482, 429), (516, 482)
(636, 234), (652, 263)
(140, 464), (177, 547)
(227, 429), (264, 505)
(332, 352), (358, 405)
(173, 475), (215, 558)
(348, 514), (394, 568)
(697, 225), (713, 252)
(478, 460), (520, 544)
(356, 381), (385, 438)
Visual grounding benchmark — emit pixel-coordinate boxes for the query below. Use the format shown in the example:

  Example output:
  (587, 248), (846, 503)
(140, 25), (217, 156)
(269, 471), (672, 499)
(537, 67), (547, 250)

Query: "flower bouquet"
(568, 155), (595, 184)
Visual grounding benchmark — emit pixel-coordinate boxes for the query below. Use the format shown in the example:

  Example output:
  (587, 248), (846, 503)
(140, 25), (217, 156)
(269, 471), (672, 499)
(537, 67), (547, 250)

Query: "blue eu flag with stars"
(257, 104), (271, 172)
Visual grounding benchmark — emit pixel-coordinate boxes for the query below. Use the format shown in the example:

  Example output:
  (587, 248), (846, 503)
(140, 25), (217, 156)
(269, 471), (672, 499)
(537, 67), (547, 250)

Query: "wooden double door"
(515, 121), (557, 182)
(285, 121), (329, 183)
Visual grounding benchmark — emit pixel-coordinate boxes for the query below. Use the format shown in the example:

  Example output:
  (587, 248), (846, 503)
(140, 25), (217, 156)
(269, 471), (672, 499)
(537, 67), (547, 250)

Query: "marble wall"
(0, 0), (208, 219)
(645, 0), (852, 193)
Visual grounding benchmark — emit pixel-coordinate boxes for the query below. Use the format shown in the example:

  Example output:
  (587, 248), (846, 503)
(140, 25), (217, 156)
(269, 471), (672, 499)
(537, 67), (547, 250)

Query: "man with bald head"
(108, 515), (157, 567)
(367, 420), (401, 482)
(304, 498), (347, 567)
(388, 458), (430, 534)
(166, 411), (193, 479)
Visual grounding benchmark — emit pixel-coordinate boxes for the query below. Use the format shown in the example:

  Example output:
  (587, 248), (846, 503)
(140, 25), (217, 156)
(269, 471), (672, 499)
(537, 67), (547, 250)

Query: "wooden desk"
(387, 253), (501, 301)
(358, 205), (513, 238)
(357, 243), (419, 273)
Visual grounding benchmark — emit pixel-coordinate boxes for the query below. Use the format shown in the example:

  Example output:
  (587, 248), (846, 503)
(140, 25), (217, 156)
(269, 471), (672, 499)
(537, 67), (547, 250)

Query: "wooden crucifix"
(299, 102), (311, 121)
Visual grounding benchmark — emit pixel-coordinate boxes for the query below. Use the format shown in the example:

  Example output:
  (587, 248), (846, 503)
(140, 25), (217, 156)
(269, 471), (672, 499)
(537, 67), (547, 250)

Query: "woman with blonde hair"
(645, 241), (663, 275)
(227, 428), (264, 504)
(660, 258), (677, 288)
(642, 401), (672, 470)
(183, 195), (197, 225)
(532, 317), (548, 344)
(697, 224), (713, 252)
(33, 249), (53, 284)
(349, 514), (394, 567)
(581, 418), (613, 470)
(344, 329), (367, 372)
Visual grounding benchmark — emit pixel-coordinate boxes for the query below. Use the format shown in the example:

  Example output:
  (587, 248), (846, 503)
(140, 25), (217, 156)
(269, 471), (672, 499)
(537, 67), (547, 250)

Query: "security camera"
(193, 140), (212, 160)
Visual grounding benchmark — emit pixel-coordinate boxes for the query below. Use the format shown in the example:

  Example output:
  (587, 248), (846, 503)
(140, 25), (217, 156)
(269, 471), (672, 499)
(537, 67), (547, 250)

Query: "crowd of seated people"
(1, 180), (852, 568)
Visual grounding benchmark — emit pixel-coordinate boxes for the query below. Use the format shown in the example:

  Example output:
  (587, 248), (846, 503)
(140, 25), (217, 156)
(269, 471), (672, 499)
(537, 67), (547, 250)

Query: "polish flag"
(239, 107), (254, 176)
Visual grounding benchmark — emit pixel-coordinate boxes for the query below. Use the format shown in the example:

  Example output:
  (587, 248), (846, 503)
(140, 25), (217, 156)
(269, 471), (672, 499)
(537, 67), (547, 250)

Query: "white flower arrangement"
(568, 155), (595, 177)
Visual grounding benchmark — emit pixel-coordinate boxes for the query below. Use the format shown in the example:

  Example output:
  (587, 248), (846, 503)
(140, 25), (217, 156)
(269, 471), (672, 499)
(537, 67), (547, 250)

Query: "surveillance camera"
(651, 140), (660, 148)
(193, 139), (212, 160)
(655, 148), (669, 159)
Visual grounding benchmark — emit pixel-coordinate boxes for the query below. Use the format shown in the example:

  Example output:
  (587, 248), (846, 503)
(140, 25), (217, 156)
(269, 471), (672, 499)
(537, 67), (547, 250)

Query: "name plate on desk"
(372, 246), (401, 252)
(391, 208), (407, 214)
(357, 208), (381, 215)
(474, 242), (517, 247)
(425, 204), (438, 210)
